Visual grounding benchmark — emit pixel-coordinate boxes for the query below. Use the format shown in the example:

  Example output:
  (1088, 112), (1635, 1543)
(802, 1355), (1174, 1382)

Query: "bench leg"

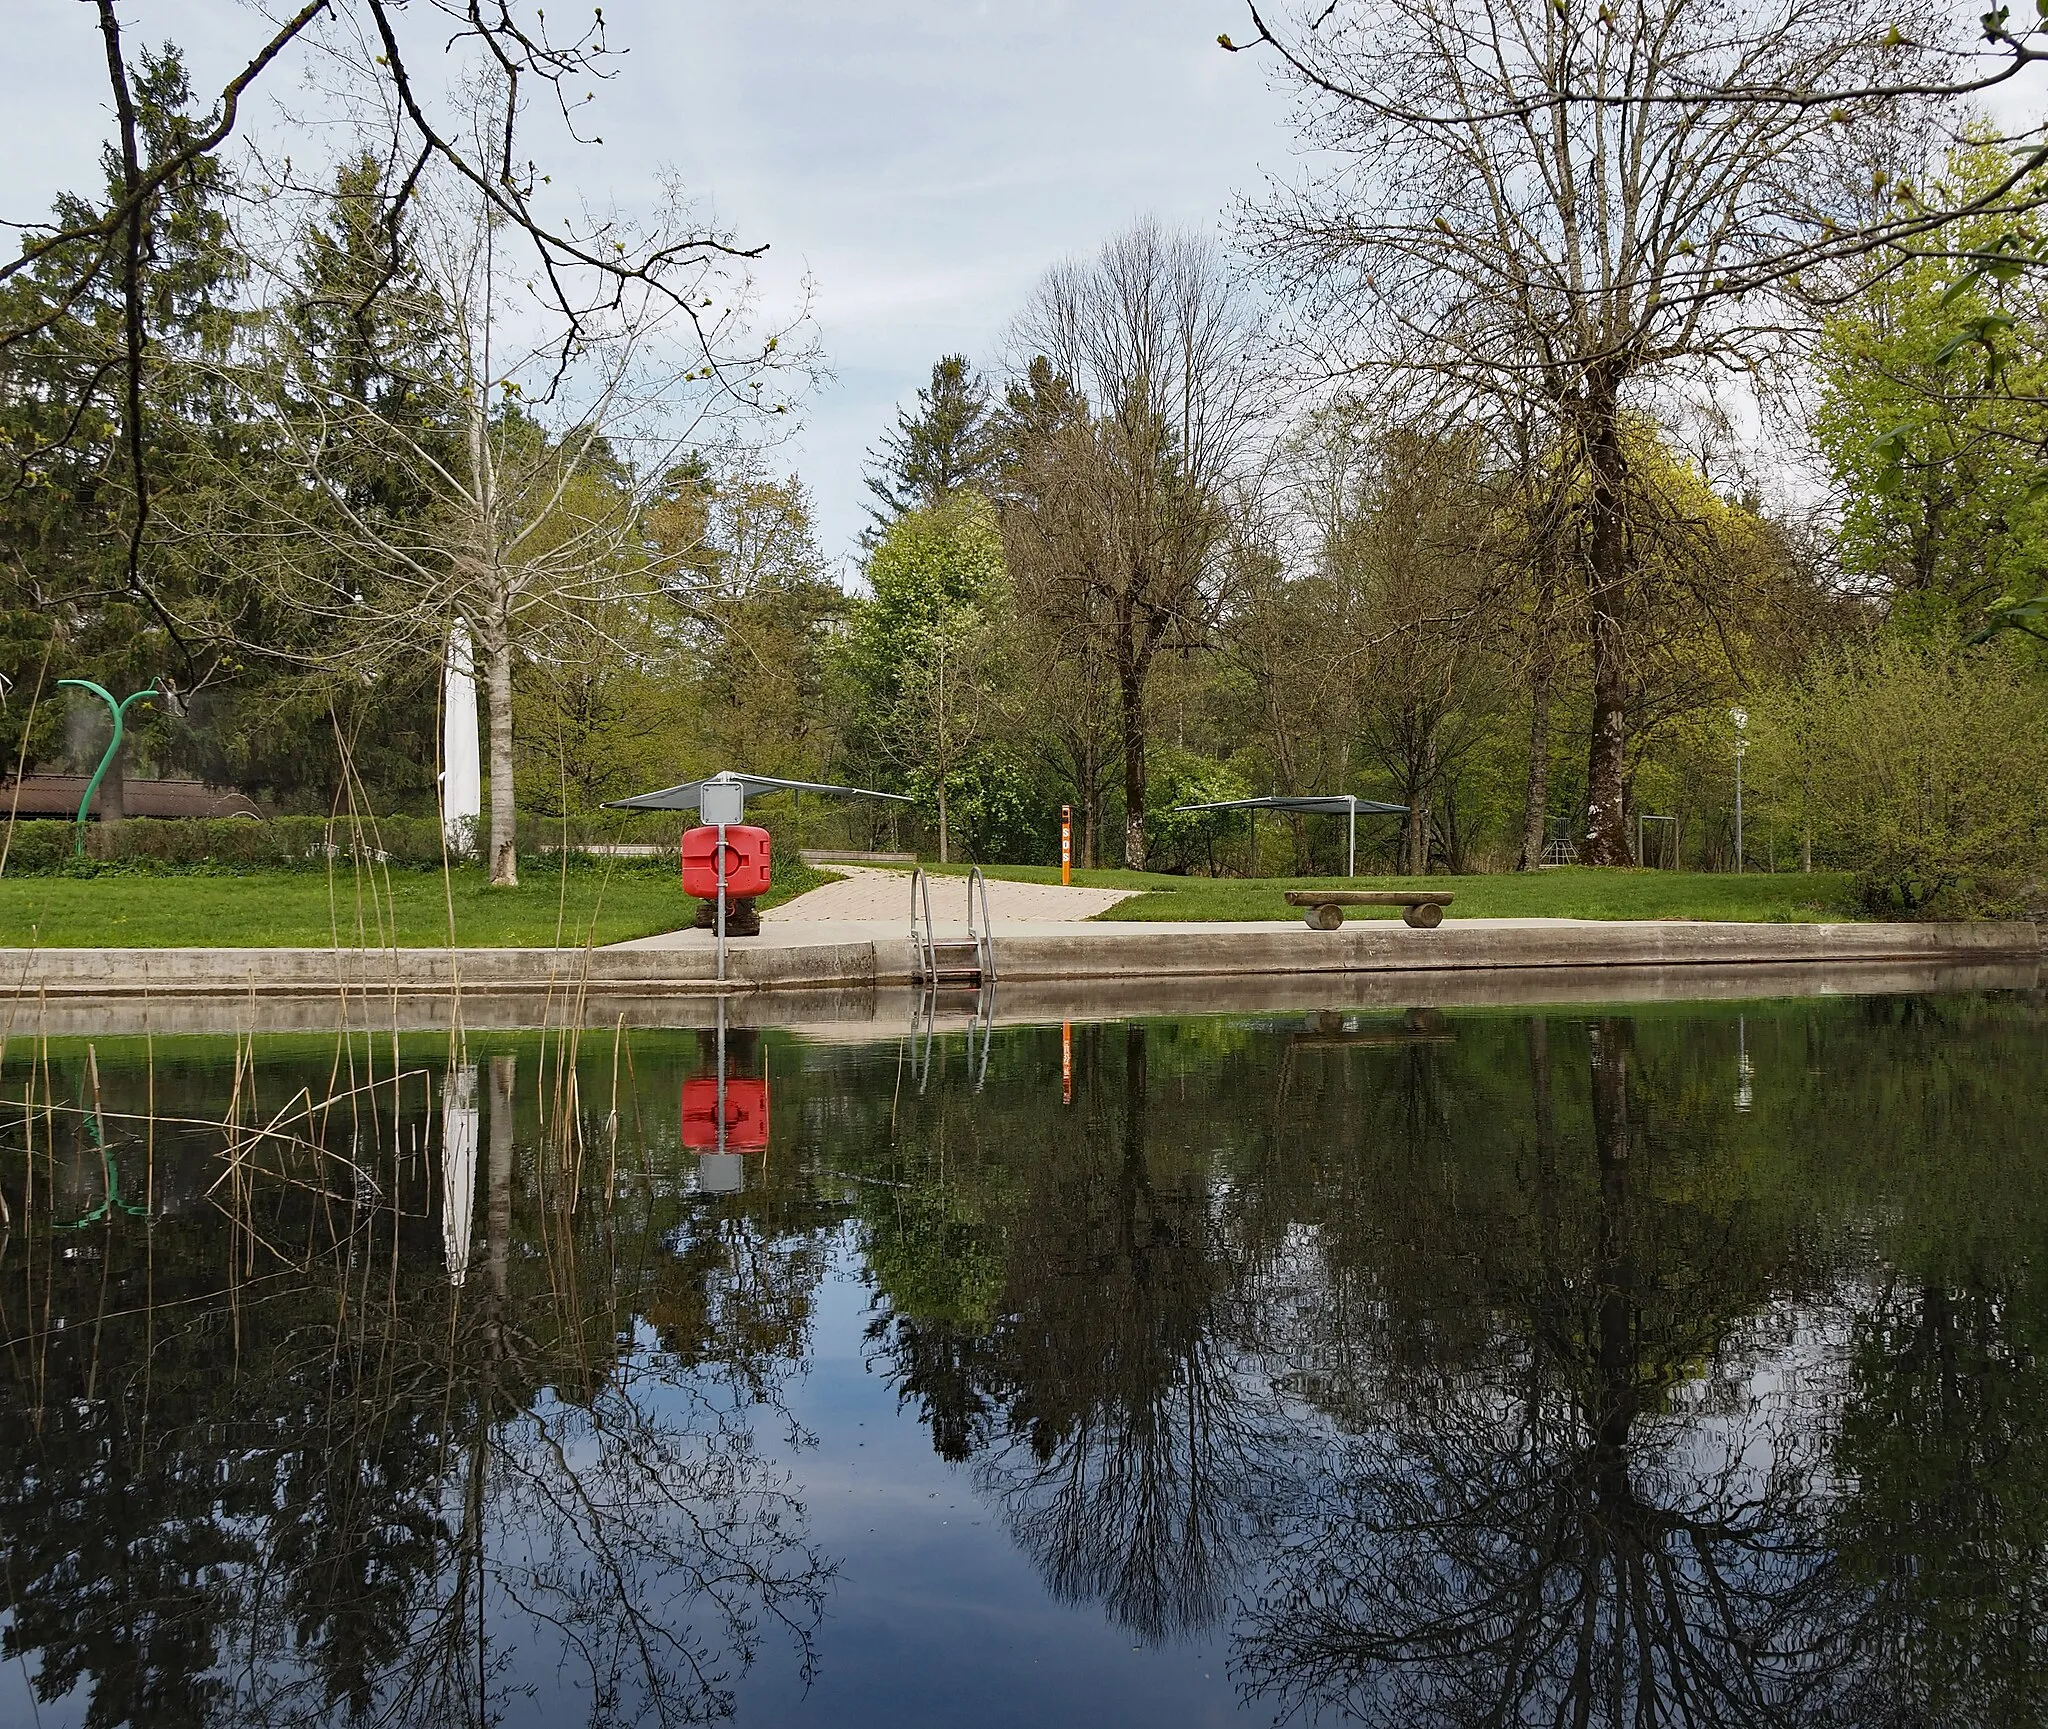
(1402, 903), (1443, 929)
(1305, 903), (1345, 931)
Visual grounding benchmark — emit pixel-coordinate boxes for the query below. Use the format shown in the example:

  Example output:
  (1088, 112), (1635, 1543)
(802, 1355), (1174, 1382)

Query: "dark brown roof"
(0, 775), (265, 820)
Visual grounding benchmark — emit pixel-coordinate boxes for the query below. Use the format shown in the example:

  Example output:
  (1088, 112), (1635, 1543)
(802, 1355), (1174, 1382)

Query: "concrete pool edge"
(2, 915), (2038, 1005)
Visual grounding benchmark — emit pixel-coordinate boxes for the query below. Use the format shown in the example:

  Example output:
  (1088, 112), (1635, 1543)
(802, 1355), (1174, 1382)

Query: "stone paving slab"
(761, 864), (1134, 925)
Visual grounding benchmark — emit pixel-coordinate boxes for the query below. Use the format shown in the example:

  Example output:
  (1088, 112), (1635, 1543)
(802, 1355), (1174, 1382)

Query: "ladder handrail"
(965, 865), (996, 983)
(909, 865), (938, 983)
(971, 978), (996, 1090)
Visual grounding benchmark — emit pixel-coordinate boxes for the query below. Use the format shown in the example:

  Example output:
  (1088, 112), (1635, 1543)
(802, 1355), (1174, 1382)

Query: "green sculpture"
(57, 678), (156, 858)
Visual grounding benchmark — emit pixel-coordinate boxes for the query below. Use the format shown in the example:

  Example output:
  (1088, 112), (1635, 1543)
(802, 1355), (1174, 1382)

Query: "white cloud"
(3, 1), (1296, 559)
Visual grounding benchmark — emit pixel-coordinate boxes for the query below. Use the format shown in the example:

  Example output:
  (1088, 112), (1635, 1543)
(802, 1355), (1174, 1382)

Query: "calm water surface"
(0, 992), (2043, 1727)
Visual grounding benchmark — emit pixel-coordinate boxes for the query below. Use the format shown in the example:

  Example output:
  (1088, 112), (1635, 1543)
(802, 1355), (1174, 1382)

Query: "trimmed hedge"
(0, 809), (779, 877)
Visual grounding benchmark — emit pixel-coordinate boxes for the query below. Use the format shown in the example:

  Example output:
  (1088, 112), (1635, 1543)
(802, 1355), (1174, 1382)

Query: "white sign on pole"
(699, 779), (745, 826)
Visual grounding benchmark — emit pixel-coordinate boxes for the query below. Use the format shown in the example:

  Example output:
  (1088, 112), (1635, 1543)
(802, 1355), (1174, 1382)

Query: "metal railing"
(905, 967), (997, 1095)
(966, 865), (996, 984)
(909, 866), (938, 984)
(910, 864), (997, 987)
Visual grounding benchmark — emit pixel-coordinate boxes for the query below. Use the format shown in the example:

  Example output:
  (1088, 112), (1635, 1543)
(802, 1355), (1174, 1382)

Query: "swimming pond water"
(0, 992), (2041, 1726)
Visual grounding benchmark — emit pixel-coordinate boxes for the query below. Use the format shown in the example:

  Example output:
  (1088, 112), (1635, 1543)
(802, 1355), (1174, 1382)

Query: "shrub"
(909, 746), (1053, 865)
(0, 810), (701, 877)
(1758, 639), (2048, 916)
(1145, 749), (1251, 876)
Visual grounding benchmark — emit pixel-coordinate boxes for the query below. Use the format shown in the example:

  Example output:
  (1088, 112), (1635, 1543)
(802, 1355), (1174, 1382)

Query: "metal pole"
(716, 820), (728, 981)
(1730, 707), (1748, 874)
(1347, 796), (1356, 879)
(1734, 752), (1744, 873)
(716, 996), (727, 1153)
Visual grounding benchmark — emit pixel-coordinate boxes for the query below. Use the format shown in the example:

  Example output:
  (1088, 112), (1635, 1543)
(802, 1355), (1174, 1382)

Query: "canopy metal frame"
(1171, 794), (1408, 879)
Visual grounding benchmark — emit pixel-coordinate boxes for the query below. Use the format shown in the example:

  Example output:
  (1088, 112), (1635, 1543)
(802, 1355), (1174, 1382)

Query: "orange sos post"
(1061, 805), (1072, 887)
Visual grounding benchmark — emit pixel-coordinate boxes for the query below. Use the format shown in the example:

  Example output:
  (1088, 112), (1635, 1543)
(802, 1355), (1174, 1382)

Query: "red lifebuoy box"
(680, 823), (771, 900)
(681, 1076), (770, 1150)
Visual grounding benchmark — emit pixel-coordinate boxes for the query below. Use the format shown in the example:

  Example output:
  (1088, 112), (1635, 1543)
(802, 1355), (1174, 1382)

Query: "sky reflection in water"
(0, 992), (2042, 1727)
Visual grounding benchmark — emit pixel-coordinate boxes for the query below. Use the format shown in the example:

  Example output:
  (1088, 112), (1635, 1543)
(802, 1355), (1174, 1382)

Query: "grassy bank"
(926, 864), (1861, 923)
(0, 858), (823, 949)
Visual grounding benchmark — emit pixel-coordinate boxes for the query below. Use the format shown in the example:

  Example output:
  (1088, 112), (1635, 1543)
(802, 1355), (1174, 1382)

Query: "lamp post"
(1730, 707), (1748, 873)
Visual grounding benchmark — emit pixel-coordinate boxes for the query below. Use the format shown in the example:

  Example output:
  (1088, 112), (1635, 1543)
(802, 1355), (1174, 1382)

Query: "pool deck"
(2, 913), (2038, 1009)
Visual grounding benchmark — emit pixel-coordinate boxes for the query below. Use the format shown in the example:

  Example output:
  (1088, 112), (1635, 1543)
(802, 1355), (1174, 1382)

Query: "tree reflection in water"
(861, 1000), (2048, 1725)
(965, 1025), (1288, 1644)
(1241, 1019), (1863, 1726)
(0, 1038), (833, 1729)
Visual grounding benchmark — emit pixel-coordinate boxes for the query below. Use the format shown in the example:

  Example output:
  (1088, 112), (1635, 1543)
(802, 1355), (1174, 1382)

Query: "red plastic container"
(681, 1076), (770, 1150)
(680, 823), (771, 899)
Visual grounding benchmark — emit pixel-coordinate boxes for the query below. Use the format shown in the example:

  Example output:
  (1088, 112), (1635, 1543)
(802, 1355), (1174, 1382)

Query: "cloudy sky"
(10, 2), (1302, 570)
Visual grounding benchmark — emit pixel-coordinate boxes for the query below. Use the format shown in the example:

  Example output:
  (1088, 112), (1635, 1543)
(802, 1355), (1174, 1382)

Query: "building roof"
(0, 776), (265, 820)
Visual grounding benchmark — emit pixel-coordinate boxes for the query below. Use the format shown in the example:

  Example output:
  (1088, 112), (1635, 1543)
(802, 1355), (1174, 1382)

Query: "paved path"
(762, 864), (1135, 925)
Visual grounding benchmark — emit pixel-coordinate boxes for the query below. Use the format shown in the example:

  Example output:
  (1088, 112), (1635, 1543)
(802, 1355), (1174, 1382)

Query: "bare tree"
(202, 125), (804, 885)
(995, 360), (1124, 868)
(1236, 0), (1946, 863)
(3, 4), (780, 681)
(1006, 222), (1263, 870)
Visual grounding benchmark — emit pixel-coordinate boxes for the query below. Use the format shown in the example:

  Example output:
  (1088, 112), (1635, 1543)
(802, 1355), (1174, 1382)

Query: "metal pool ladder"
(909, 866), (996, 987)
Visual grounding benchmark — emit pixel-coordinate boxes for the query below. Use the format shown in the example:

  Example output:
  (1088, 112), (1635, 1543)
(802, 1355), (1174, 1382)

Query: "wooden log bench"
(1283, 889), (1455, 931)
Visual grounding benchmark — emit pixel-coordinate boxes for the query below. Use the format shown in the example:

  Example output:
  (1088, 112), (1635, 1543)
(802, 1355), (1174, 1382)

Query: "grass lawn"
(923, 863), (1862, 923)
(0, 858), (824, 949)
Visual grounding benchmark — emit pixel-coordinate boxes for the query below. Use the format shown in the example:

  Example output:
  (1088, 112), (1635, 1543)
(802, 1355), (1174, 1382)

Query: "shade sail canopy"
(604, 770), (911, 814)
(1172, 795), (1408, 817)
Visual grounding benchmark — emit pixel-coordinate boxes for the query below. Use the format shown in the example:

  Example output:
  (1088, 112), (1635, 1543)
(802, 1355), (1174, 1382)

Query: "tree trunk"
(1518, 572), (1554, 870)
(937, 777), (950, 865)
(1582, 411), (1633, 867)
(1587, 1018), (1639, 1460)
(1076, 736), (1099, 871)
(1402, 729), (1437, 874)
(488, 1053), (515, 1301)
(482, 607), (518, 887)
(1119, 658), (1148, 872)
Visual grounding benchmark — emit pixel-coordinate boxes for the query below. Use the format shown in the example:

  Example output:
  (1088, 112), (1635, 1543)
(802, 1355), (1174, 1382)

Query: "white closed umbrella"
(441, 619), (482, 855)
(442, 1063), (480, 1286)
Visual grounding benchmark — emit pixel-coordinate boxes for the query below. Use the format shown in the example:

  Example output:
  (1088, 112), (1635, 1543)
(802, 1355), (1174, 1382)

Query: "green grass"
(922, 864), (1862, 923)
(1, 857), (1861, 946)
(0, 857), (824, 949)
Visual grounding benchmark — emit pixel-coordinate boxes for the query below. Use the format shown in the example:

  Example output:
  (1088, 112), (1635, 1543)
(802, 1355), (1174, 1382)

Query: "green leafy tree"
(836, 491), (1009, 860)
(0, 44), (247, 795)
(862, 355), (999, 539)
(1813, 141), (2048, 627)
